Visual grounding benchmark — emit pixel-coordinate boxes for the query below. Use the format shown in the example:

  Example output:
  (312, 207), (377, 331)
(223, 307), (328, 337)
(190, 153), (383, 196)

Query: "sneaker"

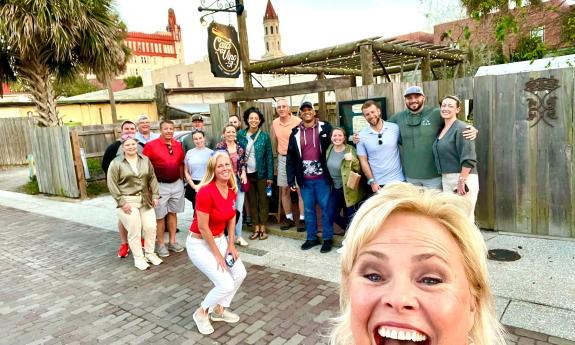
(296, 221), (306, 233)
(209, 309), (240, 323)
(145, 253), (163, 266)
(236, 236), (249, 247)
(301, 238), (321, 250)
(193, 310), (214, 335)
(156, 244), (170, 257)
(134, 257), (150, 271)
(320, 239), (333, 253)
(280, 219), (295, 231)
(167, 242), (184, 253)
(117, 243), (129, 258)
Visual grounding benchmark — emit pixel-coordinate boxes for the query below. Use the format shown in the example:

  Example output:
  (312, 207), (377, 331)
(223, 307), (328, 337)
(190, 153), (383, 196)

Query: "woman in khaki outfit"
(107, 137), (162, 270)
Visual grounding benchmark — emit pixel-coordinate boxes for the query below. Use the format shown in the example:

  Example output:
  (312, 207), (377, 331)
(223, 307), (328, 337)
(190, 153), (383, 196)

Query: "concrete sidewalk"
(0, 189), (574, 343)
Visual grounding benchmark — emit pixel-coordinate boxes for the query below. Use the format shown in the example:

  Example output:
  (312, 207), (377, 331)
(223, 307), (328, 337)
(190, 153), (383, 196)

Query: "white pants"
(186, 235), (247, 310)
(117, 196), (157, 259)
(442, 173), (479, 223)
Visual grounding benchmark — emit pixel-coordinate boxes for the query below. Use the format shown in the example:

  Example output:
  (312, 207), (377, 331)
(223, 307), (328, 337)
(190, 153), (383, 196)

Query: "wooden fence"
(30, 126), (80, 198)
(0, 117), (34, 166)
(331, 69), (574, 238)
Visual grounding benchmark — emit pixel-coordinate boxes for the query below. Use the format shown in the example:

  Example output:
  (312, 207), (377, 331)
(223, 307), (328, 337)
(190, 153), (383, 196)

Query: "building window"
(188, 72), (194, 87)
(266, 42), (269, 52)
(176, 74), (182, 87)
(276, 26), (278, 34)
(531, 26), (544, 42)
(265, 27), (268, 35)
(270, 26), (274, 34)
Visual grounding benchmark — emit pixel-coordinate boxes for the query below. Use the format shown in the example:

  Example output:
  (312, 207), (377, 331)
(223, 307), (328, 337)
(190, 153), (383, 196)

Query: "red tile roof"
(264, 0), (278, 20)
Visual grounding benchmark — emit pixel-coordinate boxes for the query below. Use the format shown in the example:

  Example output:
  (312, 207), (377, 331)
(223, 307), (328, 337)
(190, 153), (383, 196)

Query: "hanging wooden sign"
(207, 22), (241, 78)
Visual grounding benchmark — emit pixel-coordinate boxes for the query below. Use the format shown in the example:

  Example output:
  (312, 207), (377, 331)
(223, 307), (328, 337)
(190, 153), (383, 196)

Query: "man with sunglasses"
(143, 120), (186, 257)
(357, 100), (404, 194)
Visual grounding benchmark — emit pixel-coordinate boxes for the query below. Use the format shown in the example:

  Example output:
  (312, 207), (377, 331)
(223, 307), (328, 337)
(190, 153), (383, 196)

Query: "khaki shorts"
(155, 180), (185, 219)
(277, 154), (288, 187)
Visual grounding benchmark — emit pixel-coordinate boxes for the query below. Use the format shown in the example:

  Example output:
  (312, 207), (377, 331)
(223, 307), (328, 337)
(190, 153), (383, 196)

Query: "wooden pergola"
(227, 35), (466, 104)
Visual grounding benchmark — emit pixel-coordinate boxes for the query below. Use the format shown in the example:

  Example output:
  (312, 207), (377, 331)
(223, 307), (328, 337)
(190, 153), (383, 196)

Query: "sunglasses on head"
(166, 143), (173, 155)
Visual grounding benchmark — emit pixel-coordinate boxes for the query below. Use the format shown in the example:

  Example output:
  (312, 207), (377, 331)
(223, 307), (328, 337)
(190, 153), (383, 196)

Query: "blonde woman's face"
(214, 155), (232, 183)
(348, 211), (476, 345)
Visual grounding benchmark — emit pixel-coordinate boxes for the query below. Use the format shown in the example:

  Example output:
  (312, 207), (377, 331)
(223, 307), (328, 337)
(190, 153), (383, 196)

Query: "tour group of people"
(102, 85), (480, 336)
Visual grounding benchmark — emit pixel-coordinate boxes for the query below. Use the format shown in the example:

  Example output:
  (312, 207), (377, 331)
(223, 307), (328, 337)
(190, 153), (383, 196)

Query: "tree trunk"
(17, 59), (60, 127)
(106, 77), (118, 123)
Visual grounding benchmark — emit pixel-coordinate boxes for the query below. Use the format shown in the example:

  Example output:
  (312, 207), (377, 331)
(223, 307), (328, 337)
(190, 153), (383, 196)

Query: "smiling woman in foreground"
(330, 182), (505, 345)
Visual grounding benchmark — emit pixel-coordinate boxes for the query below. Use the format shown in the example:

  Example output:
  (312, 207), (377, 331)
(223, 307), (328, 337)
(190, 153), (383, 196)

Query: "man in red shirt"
(143, 120), (186, 257)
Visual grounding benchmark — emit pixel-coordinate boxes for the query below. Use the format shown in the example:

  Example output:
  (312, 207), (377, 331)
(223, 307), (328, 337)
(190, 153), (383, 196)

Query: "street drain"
(487, 249), (521, 262)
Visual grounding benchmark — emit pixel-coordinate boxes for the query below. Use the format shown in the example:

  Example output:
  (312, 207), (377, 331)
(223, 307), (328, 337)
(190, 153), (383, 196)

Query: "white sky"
(114, 0), (465, 64)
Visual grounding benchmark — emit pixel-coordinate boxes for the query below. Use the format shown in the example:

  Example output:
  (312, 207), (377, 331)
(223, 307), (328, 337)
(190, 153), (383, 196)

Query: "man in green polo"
(387, 86), (477, 189)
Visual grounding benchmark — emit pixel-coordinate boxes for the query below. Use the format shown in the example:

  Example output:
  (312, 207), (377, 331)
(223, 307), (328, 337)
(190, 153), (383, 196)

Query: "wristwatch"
(367, 178), (375, 185)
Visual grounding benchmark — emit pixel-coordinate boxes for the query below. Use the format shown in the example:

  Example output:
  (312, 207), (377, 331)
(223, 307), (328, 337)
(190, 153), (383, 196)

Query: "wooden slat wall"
(333, 71), (575, 238)
(0, 117), (34, 166)
(30, 126), (79, 198)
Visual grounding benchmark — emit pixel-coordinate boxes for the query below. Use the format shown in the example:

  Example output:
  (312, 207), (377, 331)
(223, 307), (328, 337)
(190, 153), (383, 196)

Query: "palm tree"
(0, 0), (129, 126)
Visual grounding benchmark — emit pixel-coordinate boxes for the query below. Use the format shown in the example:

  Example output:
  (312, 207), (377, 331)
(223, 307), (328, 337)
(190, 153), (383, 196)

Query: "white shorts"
(277, 155), (288, 187)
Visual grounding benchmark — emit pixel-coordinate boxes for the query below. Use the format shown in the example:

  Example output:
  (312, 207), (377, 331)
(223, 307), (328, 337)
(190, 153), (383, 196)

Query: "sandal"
(249, 225), (260, 240)
(259, 226), (268, 240)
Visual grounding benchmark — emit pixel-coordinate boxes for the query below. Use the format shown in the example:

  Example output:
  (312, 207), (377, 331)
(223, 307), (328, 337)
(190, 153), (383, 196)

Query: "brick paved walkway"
(0, 206), (339, 345)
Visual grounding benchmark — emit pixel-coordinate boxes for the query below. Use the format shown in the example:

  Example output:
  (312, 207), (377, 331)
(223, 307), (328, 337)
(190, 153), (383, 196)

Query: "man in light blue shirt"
(356, 100), (404, 193)
(135, 114), (159, 145)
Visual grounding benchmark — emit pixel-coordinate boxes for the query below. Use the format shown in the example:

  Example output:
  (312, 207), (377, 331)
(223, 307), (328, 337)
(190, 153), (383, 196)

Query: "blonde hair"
(330, 182), (505, 345)
(197, 151), (237, 193)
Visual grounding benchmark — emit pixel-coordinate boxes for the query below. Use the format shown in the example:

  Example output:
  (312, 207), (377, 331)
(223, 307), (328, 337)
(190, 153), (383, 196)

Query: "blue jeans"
(327, 187), (357, 231)
(300, 177), (333, 241)
(235, 175), (245, 237)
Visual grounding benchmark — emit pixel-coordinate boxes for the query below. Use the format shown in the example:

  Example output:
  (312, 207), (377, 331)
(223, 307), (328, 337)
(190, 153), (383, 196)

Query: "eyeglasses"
(378, 133), (382, 145)
(166, 143), (173, 155)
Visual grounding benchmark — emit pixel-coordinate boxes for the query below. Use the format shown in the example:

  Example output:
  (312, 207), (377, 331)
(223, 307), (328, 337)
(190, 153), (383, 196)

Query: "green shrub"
(23, 176), (39, 195)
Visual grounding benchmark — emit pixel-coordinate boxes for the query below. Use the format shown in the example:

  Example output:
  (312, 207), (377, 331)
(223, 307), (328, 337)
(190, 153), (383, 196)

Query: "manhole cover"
(487, 249), (521, 262)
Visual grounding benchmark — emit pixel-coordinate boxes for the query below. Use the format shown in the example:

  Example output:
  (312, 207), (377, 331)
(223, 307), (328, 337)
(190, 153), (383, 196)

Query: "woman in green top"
(107, 137), (163, 271)
(325, 127), (366, 233)
(237, 107), (274, 240)
(432, 95), (479, 222)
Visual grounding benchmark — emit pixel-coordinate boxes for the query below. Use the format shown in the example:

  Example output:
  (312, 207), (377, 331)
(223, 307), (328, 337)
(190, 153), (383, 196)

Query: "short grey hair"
(136, 114), (150, 123)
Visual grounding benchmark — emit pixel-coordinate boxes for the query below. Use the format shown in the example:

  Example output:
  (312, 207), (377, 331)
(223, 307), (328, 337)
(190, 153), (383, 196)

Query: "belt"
(126, 192), (142, 196)
(158, 179), (179, 184)
(189, 232), (224, 240)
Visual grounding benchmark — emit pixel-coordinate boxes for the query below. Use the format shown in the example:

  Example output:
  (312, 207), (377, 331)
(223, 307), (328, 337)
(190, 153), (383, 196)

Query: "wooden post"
(360, 44), (374, 85)
(236, 0), (253, 90)
(70, 129), (87, 199)
(421, 54), (432, 81)
(317, 73), (327, 120)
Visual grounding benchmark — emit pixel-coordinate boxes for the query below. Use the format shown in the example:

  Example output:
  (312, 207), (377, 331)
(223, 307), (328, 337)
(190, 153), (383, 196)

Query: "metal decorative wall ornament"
(524, 76), (560, 127)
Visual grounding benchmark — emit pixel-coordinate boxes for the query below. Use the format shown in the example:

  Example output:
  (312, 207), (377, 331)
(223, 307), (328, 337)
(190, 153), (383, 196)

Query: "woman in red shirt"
(187, 151), (247, 335)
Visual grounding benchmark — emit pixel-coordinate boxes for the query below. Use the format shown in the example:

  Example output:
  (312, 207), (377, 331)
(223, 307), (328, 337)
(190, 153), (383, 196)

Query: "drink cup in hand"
(344, 152), (352, 161)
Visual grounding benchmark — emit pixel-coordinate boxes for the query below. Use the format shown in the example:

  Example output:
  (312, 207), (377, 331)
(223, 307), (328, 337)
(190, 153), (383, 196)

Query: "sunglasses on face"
(378, 133), (382, 145)
(166, 143), (173, 155)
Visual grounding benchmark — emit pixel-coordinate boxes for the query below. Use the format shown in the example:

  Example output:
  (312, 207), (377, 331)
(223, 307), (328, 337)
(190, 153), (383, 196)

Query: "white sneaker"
(193, 310), (214, 335)
(145, 253), (163, 266)
(236, 236), (249, 247)
(134, 257), (150, 271)
(209, 309), (240, 323)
